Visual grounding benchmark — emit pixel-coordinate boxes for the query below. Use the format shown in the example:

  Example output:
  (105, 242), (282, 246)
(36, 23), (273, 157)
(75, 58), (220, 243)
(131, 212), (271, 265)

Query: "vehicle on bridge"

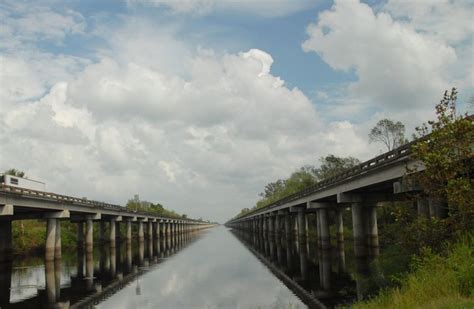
(0, 174), (45, 191)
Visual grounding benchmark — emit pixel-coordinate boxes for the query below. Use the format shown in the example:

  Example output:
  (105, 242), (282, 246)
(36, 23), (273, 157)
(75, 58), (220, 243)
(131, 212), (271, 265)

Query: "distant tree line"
(125, 194), (187, 219)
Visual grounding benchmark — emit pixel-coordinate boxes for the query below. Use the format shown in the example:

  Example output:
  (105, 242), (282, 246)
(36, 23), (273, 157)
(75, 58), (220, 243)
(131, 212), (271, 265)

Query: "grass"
(352, 235), (474, 308)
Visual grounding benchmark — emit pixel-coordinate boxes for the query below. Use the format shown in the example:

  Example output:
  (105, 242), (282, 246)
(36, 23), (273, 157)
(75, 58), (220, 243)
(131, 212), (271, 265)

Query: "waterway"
(0, 226), (410, 308)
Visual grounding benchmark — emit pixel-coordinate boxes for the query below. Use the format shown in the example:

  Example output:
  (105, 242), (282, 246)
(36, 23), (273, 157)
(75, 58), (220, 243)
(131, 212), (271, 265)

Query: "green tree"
(4, 168), (25, 177)
(369, 119), (407, 151)
(259, 179), (286, 198)
(411, 88), (474, 230)
(314, 155), (360, 180)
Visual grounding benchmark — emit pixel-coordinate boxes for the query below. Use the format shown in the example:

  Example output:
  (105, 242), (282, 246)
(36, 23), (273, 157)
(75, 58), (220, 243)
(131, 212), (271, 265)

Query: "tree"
(411, 88), (474, 229)
(314, 155), (360, 180)
(4, 168), (25, 177)
(259, 179), (286, 198)
(369, 119), (407, 151)
(126, 194), (142, 212)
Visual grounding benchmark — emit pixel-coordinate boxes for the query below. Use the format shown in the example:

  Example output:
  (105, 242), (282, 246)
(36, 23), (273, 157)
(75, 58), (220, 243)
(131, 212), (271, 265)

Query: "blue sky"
(1, 0), (472, 221)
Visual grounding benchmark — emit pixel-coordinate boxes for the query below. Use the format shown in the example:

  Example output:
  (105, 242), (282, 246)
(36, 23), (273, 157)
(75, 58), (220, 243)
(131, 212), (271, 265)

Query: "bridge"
(226, 140), (448, 258)
(0, 185), (217, 262)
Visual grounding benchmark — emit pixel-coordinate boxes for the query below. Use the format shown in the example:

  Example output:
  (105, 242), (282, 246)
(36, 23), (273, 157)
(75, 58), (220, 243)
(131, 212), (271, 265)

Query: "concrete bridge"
(226, 140), (448, 258)
(0, 185), (217, 262)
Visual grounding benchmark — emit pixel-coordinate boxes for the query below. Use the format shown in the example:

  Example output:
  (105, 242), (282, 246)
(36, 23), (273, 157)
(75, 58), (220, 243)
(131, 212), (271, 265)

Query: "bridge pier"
(138, 220), (144, 242)
(154, 222), (159, 241)
(351, 203), (367, 258)
(367, 205), (379, 257)
(0, 221), (12, 262)
(416, 197), (430, 219)
(109, 219), (116, 248)
(77, 222), (84, 248)
(45, 218), (58, 261)
(318, 208), (330, 249)
(99, 221), (106, 243)
(268, 214), (274, 235)
(125, 220), (132, 243)
(147, 221), (153, 242)
(274, 213), (280, 236)
(284, 212), (291, 238)
(86, 218), (93, 253)
(336, 208), (344, 244)
(296, 208), (306, 239)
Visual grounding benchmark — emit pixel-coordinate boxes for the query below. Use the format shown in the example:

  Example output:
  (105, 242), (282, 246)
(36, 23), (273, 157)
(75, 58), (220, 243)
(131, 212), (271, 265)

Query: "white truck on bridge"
(0, 174), (46, 191)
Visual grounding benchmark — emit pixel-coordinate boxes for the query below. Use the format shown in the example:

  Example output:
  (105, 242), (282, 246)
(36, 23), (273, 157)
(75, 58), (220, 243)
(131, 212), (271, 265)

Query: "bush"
(353, 235), (474, 308)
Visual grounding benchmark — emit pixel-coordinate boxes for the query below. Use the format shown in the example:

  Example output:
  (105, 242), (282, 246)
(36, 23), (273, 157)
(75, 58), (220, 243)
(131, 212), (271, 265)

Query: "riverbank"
(353, 235), (474, 308)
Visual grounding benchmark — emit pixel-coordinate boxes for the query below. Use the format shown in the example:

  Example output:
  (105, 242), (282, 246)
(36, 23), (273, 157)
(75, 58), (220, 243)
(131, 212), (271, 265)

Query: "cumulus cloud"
(10, 1), (467, 222)
(302, 0), (473, 128)
(0, 12), (373, 221)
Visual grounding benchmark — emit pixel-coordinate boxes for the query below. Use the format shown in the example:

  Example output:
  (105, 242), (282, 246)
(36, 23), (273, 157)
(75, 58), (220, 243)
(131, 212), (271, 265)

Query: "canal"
(0, 226), (409, 308)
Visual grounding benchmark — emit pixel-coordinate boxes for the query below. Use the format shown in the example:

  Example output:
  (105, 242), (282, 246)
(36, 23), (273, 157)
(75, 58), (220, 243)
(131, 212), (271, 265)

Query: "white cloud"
(302, 0), (473, 126)
(0, 1), (85, 47)
(384, 0), (473, 45)
(0, 15), (372, 221)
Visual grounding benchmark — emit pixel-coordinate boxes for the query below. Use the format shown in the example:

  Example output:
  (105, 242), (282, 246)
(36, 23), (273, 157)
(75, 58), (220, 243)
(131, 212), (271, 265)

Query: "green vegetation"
(235, 155), (360, 218)
(354, 88), (474, 307)
(125, 194), (184, 218)
(353, 236), (474, 309)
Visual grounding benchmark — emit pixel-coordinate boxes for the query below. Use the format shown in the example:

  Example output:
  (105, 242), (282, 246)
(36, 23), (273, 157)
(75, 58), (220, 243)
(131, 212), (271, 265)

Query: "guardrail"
(231, 140), (416, 222)
(0, 184), (204, 222)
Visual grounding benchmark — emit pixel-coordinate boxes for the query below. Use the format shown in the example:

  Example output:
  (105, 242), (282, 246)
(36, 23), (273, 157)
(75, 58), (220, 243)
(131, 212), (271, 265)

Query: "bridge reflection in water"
(0, 231), (204, 308)
(232, 229), (381, 308)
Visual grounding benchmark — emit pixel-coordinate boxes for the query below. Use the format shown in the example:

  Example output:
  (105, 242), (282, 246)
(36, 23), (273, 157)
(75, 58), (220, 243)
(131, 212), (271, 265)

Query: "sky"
(0, 0), (473, 223)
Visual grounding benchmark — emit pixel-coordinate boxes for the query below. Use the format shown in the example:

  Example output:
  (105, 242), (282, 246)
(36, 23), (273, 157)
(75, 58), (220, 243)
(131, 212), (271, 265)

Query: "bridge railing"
(232, 140), (416, 222)
(0, 184), (204, 222)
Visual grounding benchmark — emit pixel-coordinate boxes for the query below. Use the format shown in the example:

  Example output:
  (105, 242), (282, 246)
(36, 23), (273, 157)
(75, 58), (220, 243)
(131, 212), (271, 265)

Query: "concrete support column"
(268, 215), (274, 235)
(45, 218), (57, 261)
(138, 221), (144, 242)
(77, 222), (84, 248)
(148, 221), (153, 241)
(275, 214), (280, 236)
(284, 213), (291, 237)
(417, 197), (430, 219)
(263, 216), (267, 234)
(351, 203), (367, 258)
(0, 221), (12, 262)
(126, 220), (132, 243)
(367, 205), (379, 257)
(99, 221), (105, 243)
(116, 222), (121, 242)
(109, 220), (116, 247)
(154, 222), (159, 240)
(336, 208), (344, 243)
(54, 220), (61, 259)
(319, 208), (330, 249)
(293, 215), (298, 236)
(85, 218), (93, 253)
(296, 208), (306, 239)
(159, 222), (164, 237)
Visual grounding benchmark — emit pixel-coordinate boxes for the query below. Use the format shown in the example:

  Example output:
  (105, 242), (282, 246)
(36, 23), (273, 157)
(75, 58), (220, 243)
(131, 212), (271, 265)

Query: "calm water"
(0, 226), (404, 308)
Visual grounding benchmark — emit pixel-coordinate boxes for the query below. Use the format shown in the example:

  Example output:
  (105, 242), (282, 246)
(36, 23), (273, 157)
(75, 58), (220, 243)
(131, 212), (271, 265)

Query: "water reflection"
(0, 232), (201, 308)
(232, 229), (384, 308)
(99, 227), (305, 309)
(0, 227), (389, 308)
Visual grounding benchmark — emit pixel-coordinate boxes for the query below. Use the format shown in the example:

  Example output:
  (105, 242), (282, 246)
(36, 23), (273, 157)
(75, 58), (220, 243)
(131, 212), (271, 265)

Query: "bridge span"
(0, 185), (216, 262)
(226, 141), (448, 258)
